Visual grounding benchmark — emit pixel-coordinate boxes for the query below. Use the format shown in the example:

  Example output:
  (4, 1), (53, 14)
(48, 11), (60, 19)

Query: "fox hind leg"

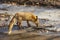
(17, 22), (22, 30)
(8, 17), (16, 35)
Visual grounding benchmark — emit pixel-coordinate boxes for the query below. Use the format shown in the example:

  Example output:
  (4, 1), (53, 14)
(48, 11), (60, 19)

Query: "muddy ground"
(0, 32), (60, 40)
(0, 26), (60, 40)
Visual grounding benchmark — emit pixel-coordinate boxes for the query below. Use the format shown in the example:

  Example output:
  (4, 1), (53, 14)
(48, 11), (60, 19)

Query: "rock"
(56, 28), (60, 32)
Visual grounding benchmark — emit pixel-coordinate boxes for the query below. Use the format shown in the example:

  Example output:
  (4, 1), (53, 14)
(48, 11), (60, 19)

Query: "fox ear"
(36, 16), (38, 19)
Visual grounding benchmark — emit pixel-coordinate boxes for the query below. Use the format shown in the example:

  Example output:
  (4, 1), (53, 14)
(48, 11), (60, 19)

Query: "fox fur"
(8, 12), (40, 34)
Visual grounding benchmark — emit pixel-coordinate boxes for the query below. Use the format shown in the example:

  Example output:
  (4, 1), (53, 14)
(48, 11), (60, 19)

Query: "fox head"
(35, 16), (38, 21)
(34, 16), (39, 27)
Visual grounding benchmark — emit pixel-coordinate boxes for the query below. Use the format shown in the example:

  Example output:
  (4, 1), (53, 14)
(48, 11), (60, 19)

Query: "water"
(0, 4), (60, 36)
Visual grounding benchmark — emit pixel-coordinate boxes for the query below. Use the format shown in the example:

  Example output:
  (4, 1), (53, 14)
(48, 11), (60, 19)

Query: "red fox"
(8, 12), (40, 34)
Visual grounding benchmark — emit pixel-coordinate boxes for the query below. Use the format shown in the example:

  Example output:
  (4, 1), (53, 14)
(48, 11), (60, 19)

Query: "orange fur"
(8, 12), (40, 35)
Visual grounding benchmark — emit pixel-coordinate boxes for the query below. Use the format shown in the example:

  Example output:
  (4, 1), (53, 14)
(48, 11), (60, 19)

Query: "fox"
(8, 12), (40, 35)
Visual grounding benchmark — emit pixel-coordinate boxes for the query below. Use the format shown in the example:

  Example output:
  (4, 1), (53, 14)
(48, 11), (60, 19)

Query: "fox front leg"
(8, 16), (16, 35)
(27, 20), (31, 27)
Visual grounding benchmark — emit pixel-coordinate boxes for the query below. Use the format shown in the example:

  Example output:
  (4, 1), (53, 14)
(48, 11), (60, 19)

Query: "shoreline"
(0, 2), (60, 9)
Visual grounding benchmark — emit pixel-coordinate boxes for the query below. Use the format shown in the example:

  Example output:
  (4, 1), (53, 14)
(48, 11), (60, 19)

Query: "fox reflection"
(8, 12), (40, 34)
